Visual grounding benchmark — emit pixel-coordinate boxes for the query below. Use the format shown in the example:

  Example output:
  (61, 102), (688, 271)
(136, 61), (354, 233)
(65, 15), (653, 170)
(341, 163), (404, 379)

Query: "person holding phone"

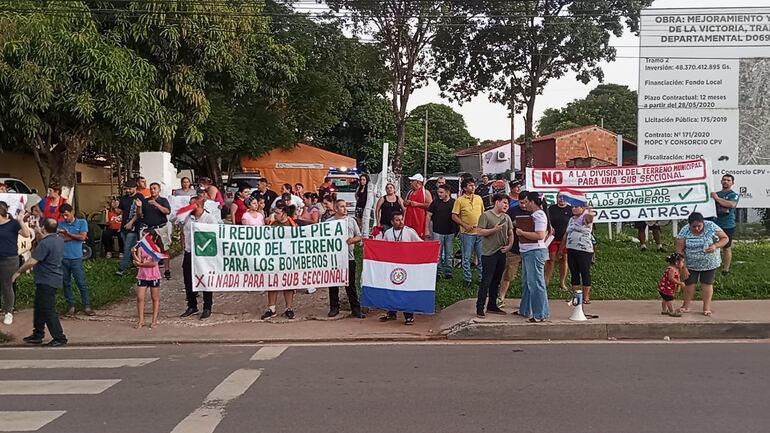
(474, 194), (514, 317)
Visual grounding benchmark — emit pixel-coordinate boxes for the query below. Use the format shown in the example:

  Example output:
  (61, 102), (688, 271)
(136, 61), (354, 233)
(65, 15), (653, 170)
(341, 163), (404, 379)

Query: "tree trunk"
(523, 99), (535, 168)
(161, 139), (173, 154)
(392, 117), (407, 181)
(204, 154), (222, 187)
(48, 135), (89, 203)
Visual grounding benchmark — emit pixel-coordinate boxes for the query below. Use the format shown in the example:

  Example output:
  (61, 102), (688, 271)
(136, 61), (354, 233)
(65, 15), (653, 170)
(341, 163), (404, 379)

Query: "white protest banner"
(192, 220), (349, 292)
(0, 194), (27, 217)
(637, 7), (770, 207)
(526, 159), (717, 223)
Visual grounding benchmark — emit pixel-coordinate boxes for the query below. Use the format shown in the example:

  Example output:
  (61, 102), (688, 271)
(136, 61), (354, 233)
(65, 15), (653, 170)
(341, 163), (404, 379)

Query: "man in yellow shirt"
(452, 178), (484, 289)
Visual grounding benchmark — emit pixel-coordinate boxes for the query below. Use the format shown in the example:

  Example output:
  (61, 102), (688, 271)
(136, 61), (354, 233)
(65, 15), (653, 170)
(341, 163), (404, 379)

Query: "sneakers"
(496, 297), (505, 308)
(260, 309), (276, 320)
(657, 244), (664, 252)
(23, 334), (43, 344)
(487, 307), (507, 315)
(46, 340), (67, 347)
(328, 307), (340, 318)
(476, 308), (486, 318)
(3, 312), (12, 325)
(640, 244), (648, 251)
(351, 308), (365, 319)
(105, 252), (112, 259)
(180, 308), (198, 318)
(307, 288), (317, 294)
(379, 313), (397, 322)
(164, 270), (172, 280)
(65, 305), (76, 317)
(199, 309), (211, 320)
(115, 270), (124, 276)
(405, 317), (415, 325)
(284, 309), (295, 320)
(83, 306), (95, 316)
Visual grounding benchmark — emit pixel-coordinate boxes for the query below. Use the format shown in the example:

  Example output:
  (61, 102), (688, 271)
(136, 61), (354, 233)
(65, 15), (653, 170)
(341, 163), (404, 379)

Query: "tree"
(537, 84), (638, 140)
(96, 0), (302, 153)
(0, 1), (161, 195)
(362, 103), (474, 175)
(326, 0), (456, 179)
(433, 0), (653, 167)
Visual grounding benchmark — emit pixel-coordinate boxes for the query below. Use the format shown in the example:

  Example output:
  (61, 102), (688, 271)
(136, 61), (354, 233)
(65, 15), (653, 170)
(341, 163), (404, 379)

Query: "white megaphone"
(569, 290), (588, 322)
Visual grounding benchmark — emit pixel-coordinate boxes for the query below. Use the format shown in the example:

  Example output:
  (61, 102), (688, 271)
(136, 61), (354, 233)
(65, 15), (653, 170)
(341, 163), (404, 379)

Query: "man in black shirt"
(497, 191), (531, 307)
(138, 182), (172, 279)
(116, 180), (146, 276)
(426, 185), (456, 279)
(250, 178), (278, 214)
(546, 194), (572, 291)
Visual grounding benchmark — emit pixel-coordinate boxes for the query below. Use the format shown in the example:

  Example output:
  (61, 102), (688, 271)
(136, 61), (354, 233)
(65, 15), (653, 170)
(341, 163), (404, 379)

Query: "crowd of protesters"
(0, 169), (740, 345)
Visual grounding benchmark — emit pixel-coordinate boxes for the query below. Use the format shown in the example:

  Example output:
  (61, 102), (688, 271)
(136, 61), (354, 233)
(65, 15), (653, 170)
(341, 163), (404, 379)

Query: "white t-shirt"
(290, 195), (304, 210)
(183, 211), (219, 253)
(518, 209), (549, 253)
(380, 226), (421, 242)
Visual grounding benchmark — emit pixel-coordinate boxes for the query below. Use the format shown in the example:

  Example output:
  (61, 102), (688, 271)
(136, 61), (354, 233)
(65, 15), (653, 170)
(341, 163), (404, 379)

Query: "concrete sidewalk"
(1, 253), (769, 344)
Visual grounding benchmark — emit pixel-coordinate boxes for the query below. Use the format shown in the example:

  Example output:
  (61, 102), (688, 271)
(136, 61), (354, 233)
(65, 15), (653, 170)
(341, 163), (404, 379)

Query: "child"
(658, 253), (686, 317)
(132, 232), (162, 329)
(103, 198), (123, 258)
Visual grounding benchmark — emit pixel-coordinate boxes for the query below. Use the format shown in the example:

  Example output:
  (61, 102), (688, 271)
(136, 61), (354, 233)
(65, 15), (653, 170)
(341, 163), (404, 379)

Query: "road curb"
(445, 321), (770, 340)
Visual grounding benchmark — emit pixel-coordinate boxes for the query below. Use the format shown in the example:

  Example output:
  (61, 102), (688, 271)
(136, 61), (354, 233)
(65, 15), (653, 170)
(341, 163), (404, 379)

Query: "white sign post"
(637, 7), (770, 208)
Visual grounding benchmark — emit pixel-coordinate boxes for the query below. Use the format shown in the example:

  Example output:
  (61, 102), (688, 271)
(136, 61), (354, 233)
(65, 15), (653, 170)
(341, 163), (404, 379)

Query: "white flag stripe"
(0, 411), (66, 432)
(170, 369), (262, 433)
(250, 346), (287, 361)
(0, 358), (158, 370)
(0, 379), (120, 395)
(361, 260), (437, 292)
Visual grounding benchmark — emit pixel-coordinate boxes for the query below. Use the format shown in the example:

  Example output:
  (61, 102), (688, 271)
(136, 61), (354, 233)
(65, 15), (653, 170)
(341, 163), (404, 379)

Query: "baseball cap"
(408, 174), (425, 183)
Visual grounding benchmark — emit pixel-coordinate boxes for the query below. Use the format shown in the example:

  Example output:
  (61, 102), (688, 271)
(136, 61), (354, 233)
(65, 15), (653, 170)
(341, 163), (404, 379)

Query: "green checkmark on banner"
(194, 232), (217, 256)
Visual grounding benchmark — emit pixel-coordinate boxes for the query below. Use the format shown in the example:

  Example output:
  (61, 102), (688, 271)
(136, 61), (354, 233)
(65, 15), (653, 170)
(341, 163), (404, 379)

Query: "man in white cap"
(404, 174), (432, 239)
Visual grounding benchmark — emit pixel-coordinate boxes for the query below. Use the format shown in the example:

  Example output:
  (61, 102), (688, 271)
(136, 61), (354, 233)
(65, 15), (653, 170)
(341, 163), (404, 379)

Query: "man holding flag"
(367, 211), (435, 325)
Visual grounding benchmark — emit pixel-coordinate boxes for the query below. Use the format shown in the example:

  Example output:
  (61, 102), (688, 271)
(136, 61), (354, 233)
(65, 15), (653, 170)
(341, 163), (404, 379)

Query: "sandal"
(405, 317), (415, 325)
(528, 318), (546, 323)
(677, 307), (690, 313)
(703, 310), (712, 317)
(583, 300), (591, 304)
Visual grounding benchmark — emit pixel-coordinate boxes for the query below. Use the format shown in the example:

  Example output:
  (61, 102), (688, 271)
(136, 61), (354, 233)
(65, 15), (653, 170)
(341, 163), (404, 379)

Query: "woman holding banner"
(676, 212), (729, 317)
(261, 202), (297, 321)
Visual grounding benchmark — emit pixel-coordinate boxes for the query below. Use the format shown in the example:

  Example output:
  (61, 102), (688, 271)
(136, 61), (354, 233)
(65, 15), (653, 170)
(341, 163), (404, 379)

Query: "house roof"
(455, 140), (512, 157)
(455, 125), (637, 157)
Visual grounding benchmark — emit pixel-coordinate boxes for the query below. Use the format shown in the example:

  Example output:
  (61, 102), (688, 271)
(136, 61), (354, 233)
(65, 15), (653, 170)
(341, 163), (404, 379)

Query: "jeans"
(33, 284), (67, 343)
(330, 260), (360, 311)
(477, 251), (506, 311)
(459, 233), (483, 282)
(432, 233), (454, 277)
(62, 258), (91, 306)
(101, 228), (124, 254)
(521, 248), (549, 320)
(183, 252), (212, 310)
(118, 231), (138, 271)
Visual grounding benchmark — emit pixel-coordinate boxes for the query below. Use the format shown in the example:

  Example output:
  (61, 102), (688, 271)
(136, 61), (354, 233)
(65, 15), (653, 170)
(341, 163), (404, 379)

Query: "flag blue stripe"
(360, 286), (435, 314)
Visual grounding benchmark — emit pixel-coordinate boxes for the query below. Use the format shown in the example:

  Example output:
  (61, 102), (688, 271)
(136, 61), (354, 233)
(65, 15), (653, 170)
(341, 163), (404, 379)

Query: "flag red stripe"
(362, 239), (440, 264)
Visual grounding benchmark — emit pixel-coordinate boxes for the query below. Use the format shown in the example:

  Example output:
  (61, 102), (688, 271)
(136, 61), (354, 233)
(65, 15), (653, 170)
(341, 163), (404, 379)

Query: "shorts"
(722, 227), (735, 248)
(658, 290), (674, 302)
(634, 221), (660, 230)
(137, 279), (161, 288)
(684, 269), (716, 285)
(548, 240), (561, 254)
(502, 253), (522, 281)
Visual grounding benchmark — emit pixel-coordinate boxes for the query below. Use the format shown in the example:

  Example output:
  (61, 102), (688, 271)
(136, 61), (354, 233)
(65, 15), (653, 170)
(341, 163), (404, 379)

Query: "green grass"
(14, 258), (136, 311)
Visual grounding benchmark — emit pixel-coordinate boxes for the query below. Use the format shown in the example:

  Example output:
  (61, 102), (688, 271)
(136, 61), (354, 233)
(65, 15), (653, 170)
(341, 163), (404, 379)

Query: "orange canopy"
(240, 143), (357, 192)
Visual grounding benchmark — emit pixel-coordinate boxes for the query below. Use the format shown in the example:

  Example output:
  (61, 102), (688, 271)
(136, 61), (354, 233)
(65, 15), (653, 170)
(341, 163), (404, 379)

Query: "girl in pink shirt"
(241, 197), (265, 226)
(133, 234), (162, 329)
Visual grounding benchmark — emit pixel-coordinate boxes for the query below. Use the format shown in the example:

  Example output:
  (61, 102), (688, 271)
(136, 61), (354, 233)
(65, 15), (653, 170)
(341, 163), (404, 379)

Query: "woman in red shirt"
(38, 184), (67, 220)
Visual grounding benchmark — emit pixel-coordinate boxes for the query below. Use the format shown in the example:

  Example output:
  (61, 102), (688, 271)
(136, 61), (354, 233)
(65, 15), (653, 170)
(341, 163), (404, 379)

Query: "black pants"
(567, 249), (593, 286)
(330, 260), (360, 311)
(183, 252), (212, 310)
(477, 250), (506, 311)
(33, 284), (67, 343)
(101, 228), (124, 254)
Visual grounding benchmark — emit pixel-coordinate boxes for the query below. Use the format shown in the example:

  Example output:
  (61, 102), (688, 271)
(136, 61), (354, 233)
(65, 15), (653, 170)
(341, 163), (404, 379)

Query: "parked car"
(224, 171), (263, 208)
(0, 177), (42, 210)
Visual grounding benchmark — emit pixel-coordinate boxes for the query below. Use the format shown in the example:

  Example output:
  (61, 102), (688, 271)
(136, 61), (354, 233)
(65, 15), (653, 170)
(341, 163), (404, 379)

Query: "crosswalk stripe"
(0, 379), (120, 395)
(170, 369), (262, 433)
(0, 358), (158, 370)
(250, 346), (287, 361)
(0, 411), (66, 432)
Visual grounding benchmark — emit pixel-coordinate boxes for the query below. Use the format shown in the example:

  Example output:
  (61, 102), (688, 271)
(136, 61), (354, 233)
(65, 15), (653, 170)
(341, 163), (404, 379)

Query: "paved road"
(0, 342), (768, 433)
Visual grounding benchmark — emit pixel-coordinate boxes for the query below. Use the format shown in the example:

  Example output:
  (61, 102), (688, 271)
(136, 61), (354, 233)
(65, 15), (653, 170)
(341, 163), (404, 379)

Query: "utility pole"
(423, 107), (429, 176)
(510, 102), (516, 174)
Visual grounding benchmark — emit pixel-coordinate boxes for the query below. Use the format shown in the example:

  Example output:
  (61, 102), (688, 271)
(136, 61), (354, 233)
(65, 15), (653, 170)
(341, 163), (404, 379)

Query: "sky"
(407, 0), (762, 142)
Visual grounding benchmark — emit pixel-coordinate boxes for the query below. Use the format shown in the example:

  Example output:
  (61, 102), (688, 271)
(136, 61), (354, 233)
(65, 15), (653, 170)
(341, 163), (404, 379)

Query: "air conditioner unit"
(496, 151), (509, 161)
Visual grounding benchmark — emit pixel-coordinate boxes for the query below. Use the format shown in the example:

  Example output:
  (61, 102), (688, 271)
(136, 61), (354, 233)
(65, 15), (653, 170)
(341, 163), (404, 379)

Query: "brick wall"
(554, 128), (618, 168)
